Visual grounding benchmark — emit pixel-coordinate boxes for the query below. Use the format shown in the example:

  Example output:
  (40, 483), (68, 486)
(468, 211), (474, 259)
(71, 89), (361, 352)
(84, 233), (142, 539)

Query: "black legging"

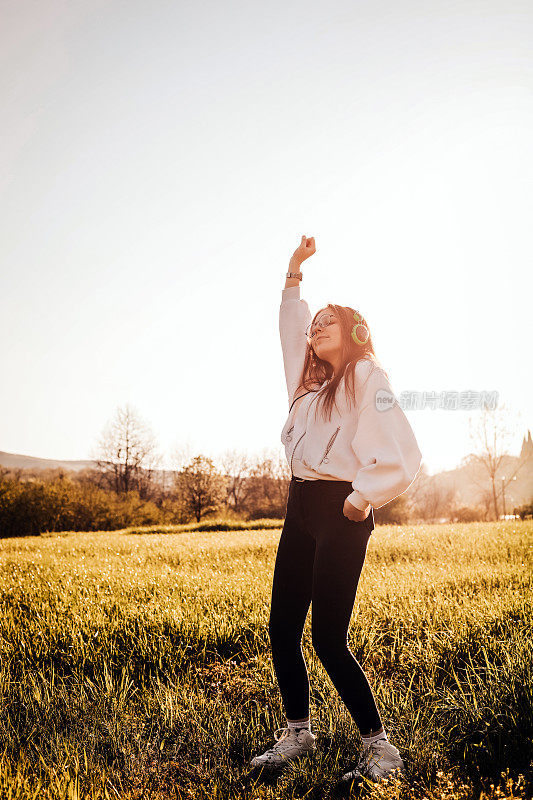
(268, 475), (383, 735)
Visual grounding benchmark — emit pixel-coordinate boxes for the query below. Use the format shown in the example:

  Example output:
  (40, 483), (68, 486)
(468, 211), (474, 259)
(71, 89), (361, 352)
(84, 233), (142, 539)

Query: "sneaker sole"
(341, 765), (406, 783)
(250, 748), (316, 771)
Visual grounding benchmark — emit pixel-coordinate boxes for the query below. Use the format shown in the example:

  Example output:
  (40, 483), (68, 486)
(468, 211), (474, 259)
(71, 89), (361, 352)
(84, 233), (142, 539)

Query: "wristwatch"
(286, 270), (303, 280)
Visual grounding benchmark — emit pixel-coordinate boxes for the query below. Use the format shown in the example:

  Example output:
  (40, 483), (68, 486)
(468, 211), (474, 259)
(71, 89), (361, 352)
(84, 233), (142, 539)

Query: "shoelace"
(344, 741), (403, 783)
(265, 727), (301, 757)
(357, 742), (386, 774)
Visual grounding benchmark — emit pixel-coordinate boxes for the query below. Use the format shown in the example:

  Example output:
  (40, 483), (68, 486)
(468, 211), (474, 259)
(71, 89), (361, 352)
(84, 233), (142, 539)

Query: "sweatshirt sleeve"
(346, 360), (423, 511)
(279, 284), (312, 405)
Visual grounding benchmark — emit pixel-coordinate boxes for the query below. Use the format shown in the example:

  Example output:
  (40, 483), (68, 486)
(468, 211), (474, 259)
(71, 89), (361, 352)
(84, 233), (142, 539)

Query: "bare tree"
(245, 448), (291, 519)
(174, 455), (226, 522)
(170, 441), (196, 473)
(477, 486), (495, 521)
(219, 448), (253, 514)
(419, 476), (455, 522)
(91, 404), (161, 497)
(467, 404), (527, 520)
(405, 464), (451, 521)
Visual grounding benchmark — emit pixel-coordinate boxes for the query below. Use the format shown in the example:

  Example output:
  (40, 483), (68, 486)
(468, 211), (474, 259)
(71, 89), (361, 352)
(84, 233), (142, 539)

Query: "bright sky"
(1, 0), (532, 475)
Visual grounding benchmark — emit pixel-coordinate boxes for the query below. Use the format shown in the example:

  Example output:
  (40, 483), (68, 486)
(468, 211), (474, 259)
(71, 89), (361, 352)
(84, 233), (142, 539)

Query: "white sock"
(362, 729), (388, 746)
(287, 718), (311, 732)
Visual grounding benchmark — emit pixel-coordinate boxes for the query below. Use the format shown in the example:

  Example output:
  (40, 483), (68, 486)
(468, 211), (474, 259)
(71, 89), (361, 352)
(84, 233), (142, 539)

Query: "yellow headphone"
(351, 310), (370, 345)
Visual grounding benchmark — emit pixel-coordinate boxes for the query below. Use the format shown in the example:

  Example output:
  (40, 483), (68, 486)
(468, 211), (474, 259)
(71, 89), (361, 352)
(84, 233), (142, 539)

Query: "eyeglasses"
(306, 313), (336, 343)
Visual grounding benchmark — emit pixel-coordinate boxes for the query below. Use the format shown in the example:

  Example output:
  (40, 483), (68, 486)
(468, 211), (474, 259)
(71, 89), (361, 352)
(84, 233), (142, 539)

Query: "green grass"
(0, 521), (531, 799)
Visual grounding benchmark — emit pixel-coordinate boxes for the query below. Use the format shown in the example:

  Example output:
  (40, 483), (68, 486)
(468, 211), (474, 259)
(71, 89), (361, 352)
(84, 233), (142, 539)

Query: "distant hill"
(0, 450), (177, 484)
(0, 451), (95, 472)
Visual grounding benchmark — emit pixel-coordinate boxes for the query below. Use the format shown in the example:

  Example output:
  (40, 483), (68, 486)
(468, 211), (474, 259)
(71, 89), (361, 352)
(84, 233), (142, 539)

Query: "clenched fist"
(343, 498), (371, 522)
(290, 235), (316, 267)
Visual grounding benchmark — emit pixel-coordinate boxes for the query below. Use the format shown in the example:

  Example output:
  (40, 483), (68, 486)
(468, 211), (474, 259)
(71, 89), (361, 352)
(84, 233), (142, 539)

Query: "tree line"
(1, 403), (531, 537)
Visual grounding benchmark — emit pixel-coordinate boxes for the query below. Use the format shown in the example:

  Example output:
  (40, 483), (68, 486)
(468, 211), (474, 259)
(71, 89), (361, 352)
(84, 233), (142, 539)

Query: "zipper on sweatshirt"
(288, 390), (321, 472)
(290, 430), (306, 474)
(318, 426), (341, 465)
(286, 392), (313, 442)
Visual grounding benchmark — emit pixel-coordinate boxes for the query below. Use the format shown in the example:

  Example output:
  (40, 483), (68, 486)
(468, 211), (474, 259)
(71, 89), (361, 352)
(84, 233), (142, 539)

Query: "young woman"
(250, 235), (423, 784)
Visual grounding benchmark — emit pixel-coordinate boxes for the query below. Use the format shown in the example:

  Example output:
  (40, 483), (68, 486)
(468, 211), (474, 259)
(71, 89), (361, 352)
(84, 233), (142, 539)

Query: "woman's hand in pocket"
(343, 498), (371, 522)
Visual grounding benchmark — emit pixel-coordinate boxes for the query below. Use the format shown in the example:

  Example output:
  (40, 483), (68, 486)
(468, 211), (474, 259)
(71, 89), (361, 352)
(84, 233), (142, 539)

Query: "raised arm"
(279, 236), (315, 405)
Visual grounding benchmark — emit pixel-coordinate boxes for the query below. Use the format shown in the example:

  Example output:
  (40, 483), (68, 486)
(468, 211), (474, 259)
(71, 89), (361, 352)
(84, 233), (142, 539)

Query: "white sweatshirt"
(279, 285), (423, 511)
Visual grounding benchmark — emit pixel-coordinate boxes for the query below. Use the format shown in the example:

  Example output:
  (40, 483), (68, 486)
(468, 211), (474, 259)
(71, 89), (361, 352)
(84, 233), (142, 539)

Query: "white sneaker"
(250, 726), (316, 769)
(341, 739), (406, 783)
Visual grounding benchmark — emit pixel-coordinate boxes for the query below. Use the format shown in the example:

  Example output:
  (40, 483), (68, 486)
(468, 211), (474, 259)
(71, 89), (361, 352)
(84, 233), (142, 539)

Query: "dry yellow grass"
(0, 520), (531, 798)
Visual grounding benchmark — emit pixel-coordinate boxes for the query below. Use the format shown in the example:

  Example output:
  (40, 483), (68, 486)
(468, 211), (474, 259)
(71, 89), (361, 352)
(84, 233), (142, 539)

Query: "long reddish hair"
(300, 303), (386, 423)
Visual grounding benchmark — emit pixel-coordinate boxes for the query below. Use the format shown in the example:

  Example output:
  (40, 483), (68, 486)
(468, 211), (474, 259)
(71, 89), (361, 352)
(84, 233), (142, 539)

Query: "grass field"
(0, 520), (531, 799)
